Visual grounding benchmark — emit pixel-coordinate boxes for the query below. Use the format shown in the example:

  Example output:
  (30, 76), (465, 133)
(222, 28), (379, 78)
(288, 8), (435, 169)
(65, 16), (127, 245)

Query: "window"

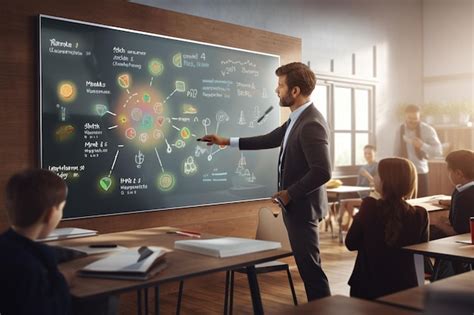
(312, 75), (375, 174)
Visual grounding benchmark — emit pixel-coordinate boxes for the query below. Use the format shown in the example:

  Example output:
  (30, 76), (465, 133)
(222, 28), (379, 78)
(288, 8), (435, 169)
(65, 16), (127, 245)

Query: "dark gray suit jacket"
(239, 105), (331, 221)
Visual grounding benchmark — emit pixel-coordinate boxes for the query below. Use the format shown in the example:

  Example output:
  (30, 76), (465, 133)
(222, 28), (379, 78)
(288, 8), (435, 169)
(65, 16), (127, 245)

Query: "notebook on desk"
(78, 246), (167, 280)
(174, 237), (281, 258)
(38, 227), (97, 242)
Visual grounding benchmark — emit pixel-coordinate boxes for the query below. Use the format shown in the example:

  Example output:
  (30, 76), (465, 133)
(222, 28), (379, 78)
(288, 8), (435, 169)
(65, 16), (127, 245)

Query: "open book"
(174, 237), (281, 258)
(38, 227), (97, 242)
(79, 246), (167, 280)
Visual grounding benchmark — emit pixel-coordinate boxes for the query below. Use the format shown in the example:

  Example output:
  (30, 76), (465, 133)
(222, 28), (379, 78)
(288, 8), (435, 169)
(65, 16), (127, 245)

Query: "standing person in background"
(395, 104), (442, 197)
(345, 158), (429, 299)
(199, 62), (332, 301)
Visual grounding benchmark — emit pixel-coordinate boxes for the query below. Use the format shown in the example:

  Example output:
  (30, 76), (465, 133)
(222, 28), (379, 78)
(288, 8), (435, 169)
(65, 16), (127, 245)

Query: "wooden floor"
(118, 230), (356, 314)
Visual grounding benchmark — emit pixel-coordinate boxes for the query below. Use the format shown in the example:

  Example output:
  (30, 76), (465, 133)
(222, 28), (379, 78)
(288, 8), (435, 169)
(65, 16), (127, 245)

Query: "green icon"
(141, 114), (153, 130)
(95, 104), (108, 117)
(99, 176), (112, 191)
(148, 59), (164, 76)
(175, 81), (185, 92)
(172, 53), (182, 68)
(143, 93), (151, 103)
(158, 172), (175, 192)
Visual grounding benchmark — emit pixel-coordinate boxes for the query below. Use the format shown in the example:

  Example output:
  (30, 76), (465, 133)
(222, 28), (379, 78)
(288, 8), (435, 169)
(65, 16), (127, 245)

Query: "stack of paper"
(174, 237), (281, 258)
(79, 247), (167, 280)
(38, 227), (97, 242)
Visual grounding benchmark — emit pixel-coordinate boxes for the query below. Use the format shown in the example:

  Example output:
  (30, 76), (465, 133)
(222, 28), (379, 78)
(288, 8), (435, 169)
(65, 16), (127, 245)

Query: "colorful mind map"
(40, 15), (280, 219)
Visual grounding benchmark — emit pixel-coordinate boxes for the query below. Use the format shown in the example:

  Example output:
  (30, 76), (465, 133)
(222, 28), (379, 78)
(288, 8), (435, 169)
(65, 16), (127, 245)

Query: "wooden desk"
(378, 270), (474, 311)
(326, 186), (373, 243)
(52, 227), (292, 314)
(403, 233), (473, 281)
(272, 295), (420, 315)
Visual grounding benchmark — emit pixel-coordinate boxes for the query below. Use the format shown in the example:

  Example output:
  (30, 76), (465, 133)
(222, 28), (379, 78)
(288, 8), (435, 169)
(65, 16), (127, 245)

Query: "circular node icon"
(118, 115), (128, 124)
(155, 116), (165, 128)
(157, 172), (175, 192)
(117, 74), (131, 89)
(57, 81), (76, 102)
(143, 93), (151, 103)
(139, 133), (148, 143)
(180, 127), (191, 140)
(175, 139), (185, 149)
(99, 176), (112, 192)
(154, 102), (163, 114)
(131, 108), (143, 122)
(153, 129), (163, 140)
(148, 59), (164, 76)
(125, 127), (136, 140)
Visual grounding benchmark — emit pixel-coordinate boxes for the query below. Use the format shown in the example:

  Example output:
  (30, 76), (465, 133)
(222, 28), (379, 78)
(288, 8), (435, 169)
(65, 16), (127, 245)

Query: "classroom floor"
(117, 229), (356, 314)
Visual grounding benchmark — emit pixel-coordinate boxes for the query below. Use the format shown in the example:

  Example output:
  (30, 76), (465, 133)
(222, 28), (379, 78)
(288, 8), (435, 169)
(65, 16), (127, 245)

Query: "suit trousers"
(417, 173), (429, 197)
(282, 212), (331, 301)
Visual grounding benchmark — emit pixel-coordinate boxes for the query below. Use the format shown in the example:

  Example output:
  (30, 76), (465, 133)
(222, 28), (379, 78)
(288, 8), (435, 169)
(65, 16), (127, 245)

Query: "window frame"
(314, 74), (376, 176)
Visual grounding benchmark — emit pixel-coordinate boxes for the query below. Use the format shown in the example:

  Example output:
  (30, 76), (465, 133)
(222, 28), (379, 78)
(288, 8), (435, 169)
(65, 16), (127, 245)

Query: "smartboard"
(39, 15), (280, 219)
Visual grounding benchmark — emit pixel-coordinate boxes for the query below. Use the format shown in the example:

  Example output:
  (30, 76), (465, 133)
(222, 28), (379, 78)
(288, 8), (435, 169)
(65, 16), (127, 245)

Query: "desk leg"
(224, 270), (231, 315)
(246, 265), (264, 315)
(336, 195), (344, 243)
(144, 288), (149, 314)
(431, 258), (441, 282)
(137, 290), (142, 315)
(155, 285), (160, 315)
(414, 254), (425, 286)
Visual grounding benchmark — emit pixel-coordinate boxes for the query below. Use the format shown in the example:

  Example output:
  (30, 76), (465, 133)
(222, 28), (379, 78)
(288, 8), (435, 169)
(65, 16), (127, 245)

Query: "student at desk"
(441, 150), (474, 234)
(0, 169), (117, 315)
(435, 150), (474, 278)
(345, 158), (429, 299)
(0, 169), (71, 315)
(339, 144), (378, 230)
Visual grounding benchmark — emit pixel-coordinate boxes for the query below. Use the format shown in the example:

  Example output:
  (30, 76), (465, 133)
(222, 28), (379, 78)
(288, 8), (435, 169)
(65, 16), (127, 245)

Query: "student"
(340, 144), (378, 230)
(0, 169), (71, 315)
(434, 150), (474, 279)
(345, 158), (429, 299)
(440, 150), (474, 234)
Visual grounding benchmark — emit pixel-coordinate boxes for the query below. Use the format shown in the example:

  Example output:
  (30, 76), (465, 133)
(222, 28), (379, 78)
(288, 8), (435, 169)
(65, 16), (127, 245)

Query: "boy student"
(340, 145), (378, 230)
(440, 149), (474, 234)
(0, 169), (70, 315)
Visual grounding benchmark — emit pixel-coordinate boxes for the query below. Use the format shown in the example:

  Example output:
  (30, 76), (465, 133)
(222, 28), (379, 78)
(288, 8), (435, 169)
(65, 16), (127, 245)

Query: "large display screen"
(39, 15), (280, 219)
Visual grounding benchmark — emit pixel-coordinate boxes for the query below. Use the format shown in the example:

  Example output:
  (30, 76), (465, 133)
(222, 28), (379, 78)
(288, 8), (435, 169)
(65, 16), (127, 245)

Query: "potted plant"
(450, 102), (473, 125)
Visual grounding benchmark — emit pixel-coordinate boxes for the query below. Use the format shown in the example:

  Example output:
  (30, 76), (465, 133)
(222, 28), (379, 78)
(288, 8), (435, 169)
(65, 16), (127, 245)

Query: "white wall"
(132, 0), (425, 157)
(423, 0), (474, 104)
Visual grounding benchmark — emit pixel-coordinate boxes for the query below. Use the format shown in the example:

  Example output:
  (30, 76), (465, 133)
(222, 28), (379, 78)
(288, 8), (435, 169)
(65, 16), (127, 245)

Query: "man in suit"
(199, 62), (331, 301)
(395, 104), (442, 197)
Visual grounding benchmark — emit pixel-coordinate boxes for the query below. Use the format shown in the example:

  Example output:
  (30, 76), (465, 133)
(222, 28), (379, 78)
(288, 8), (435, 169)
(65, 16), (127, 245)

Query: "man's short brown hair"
(445, 150), (474, 180)
(275, 62), (316, 96)
(405, 104), (421, 114)
(5, 169), (67, 227)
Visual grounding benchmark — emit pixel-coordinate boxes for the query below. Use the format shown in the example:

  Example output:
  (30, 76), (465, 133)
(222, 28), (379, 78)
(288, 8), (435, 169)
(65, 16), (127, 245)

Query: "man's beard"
(279, 93), (294, 107)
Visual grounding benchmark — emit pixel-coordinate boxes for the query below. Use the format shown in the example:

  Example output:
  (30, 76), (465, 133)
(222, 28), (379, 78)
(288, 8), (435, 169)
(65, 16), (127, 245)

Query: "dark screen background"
(40, 16), (280, 219)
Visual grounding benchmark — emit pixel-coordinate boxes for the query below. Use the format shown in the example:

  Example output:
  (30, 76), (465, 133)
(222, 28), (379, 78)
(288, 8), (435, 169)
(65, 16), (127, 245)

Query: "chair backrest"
(256, 207), (291, 250)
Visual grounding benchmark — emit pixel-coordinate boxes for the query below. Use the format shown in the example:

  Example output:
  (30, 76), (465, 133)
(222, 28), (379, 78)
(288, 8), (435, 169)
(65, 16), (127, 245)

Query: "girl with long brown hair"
(345, 157), (428, 299)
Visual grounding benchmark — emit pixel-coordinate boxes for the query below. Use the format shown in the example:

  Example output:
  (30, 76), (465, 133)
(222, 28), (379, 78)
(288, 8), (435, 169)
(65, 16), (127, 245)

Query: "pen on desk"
(89, 244), (118, 248)
(175, 231), (201, 238)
